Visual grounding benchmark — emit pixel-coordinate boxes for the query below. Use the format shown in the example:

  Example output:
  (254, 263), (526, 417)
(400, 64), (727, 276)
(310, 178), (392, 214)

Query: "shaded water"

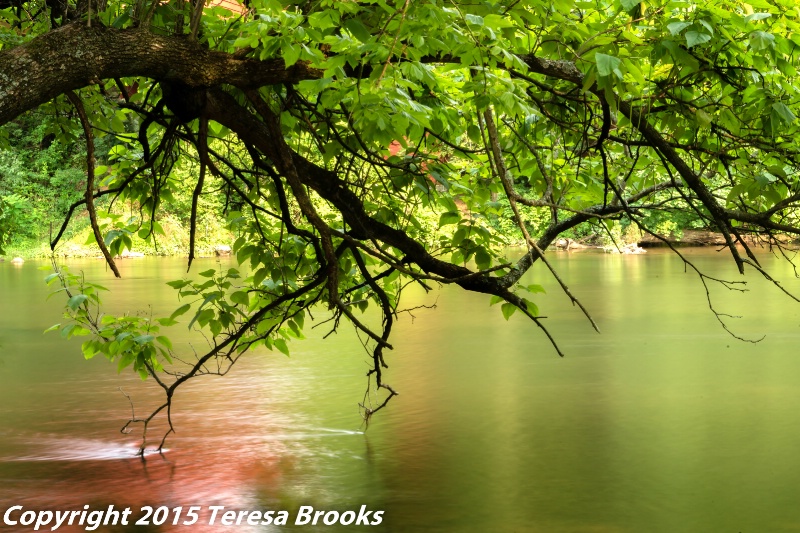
(2, 250), (800, 531)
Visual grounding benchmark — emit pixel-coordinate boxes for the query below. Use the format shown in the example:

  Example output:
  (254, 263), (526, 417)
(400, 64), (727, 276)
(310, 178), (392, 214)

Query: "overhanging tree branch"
(65, 90), (121, 277)
(0, 22), (321, 125)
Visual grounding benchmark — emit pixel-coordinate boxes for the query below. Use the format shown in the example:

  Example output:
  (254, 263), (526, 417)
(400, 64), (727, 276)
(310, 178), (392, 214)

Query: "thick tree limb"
(0, 22), (321, 125)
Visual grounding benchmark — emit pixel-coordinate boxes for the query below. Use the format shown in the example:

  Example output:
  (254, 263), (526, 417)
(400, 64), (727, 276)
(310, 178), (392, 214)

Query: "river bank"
(1, 215), (235, 260)
(551, 229), (798, 254)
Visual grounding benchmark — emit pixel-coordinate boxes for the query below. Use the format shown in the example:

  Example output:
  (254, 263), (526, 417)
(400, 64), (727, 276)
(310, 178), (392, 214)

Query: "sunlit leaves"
(273, 338), (290, 356)
(501, 302), (516, 321)
(44, 265), (174, 380)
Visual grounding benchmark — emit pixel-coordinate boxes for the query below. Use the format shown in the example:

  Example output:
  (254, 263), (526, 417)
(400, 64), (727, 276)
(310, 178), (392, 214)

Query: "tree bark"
(0, 22), (321, 125)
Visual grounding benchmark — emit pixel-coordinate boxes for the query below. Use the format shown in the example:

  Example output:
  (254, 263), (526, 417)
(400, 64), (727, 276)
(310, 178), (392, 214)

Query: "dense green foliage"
(4, 0), (800, 450)
(0, 115), (84, 250)
(0, 113), (238, 256)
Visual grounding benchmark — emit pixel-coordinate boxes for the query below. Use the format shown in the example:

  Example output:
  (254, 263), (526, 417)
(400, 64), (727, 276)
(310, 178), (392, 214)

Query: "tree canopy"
(3, 0), (800, 452)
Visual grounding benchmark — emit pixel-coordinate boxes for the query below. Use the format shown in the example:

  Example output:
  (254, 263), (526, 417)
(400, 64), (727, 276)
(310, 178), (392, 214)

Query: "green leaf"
(170, 303), (191, 320)
(273, 338), (290, 356)
(195, 280), (216, 291)
(755, 172), (777, 187)
(343, 18), (371, 42)
(697, 20), (714, 36)
(465, 14), (484, 26)
(199, 269), (217, 278)
(777, 58), (797, 77)
(70, 326), (91, 337)
(133, 334), (154, 344)
(308, 10), (339, 30)
(767, 165), (788, 179)
(660, 40), (699, 71)
(525, 284), (546, 294)
(81, 341), (98, 360)
(695, 109), (713, 127)
(67, 294), (88, 311)
(749, 31), (775, 50)
(595, 53), (622, 79)
(475, 248), (491, 270)
(484, 14), (513, 29)
(195, 308), (215, 328)
(523, 298), (539, 316)
(230, 291), (249, 306)
(745, 13), (771, 23)
(43, 323), (61, 334)
(619, 0), (641, 10)
(501, 302), (517, 321)
(111, 12), (131, 28)
(282, 44), (301, 68)
(198, 292), (220, 310)
(772, 102), (796, 125)
(253, 267), (268, 286)
(438, 212), (461, 226)
(667, 22), (691, 35)
(685, 31), (711, 48)
(156, 336), (172, 350)
(61, 324), (75, 338)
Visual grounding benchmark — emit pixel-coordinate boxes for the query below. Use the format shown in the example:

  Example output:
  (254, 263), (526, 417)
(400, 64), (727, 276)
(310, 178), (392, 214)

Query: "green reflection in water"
(2, 251), (800, 532)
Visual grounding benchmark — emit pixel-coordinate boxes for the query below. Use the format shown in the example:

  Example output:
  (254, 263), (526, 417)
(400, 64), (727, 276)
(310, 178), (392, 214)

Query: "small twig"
(65, 91), (121, 278)
(375, 0), (410, 85)
(187, 116), (208, 271)
(118, 388), (136, 433)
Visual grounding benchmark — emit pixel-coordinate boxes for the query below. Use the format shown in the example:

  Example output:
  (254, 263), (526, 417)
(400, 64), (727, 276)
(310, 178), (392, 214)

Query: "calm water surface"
(2, 250), (800, 532)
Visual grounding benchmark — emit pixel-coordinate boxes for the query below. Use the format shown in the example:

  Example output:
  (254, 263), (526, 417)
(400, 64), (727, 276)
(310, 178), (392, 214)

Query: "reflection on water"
(4, 434), (156, 462)
(3, 251), (800, 531)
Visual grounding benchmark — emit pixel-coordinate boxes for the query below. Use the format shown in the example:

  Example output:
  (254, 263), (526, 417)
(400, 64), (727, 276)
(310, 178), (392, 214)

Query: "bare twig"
(65, 91), (121, 278)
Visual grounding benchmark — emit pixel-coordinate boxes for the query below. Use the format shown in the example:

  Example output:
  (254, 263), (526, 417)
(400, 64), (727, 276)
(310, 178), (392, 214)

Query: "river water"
(2, 249), (800, 532)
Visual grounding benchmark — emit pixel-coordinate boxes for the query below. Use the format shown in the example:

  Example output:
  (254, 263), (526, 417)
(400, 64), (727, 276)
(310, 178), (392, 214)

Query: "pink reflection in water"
(0, 432), (292, 533)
